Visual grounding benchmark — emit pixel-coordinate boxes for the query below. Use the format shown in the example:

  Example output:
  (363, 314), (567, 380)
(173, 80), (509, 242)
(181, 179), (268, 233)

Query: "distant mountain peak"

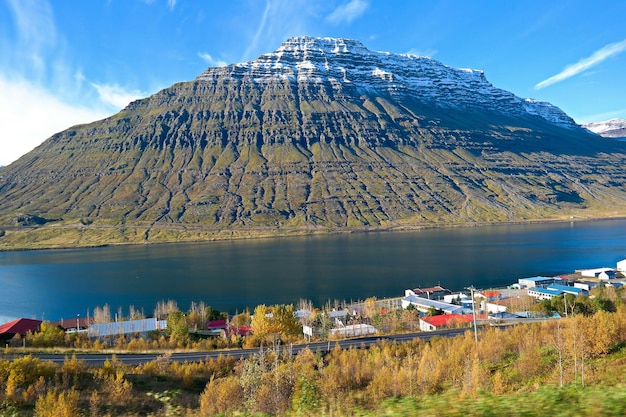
(583, 118), (626, 138)
(199, 36), (579, 130)
(276, 36), (369, 54)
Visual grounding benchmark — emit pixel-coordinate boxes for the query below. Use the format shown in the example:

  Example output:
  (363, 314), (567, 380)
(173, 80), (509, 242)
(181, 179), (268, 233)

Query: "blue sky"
(0, 0), (625, 166)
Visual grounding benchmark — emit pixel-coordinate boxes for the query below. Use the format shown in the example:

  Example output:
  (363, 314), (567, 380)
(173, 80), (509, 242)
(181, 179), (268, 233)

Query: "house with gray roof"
(402, 289), (467, 314)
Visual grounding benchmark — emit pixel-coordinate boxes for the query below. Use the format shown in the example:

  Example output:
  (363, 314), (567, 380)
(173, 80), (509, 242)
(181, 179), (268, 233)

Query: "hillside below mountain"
(583, 119), (626, 139)
(1, 37), (626, 249)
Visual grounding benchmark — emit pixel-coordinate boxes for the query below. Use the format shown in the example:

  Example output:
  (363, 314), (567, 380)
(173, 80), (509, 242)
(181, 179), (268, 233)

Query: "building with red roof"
(207, 319), (228, 330)
(227, 326), (252, 337)
(478, 290), (502, 301)
(0, 318), (42, 342)
(419, 314), (475, 332)
(49, 317), (94, 331)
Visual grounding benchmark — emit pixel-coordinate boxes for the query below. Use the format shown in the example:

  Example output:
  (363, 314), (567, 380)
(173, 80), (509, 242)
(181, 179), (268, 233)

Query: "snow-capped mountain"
(199, 36), (580, 130)
(583, 119), (626, 139)
(3, 36), (626, 247)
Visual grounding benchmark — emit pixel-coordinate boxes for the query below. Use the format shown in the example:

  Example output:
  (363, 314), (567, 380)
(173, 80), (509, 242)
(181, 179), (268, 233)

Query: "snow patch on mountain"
(582, 119), (626, 138)
(199, 36), (580, 130)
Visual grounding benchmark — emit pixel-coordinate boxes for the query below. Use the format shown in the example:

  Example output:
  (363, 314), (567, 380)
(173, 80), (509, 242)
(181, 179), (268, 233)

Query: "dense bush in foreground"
(2, 306), (626, 416)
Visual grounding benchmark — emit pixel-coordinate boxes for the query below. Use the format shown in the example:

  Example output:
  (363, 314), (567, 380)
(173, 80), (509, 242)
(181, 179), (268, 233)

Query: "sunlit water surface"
(1, 219), (625, 322)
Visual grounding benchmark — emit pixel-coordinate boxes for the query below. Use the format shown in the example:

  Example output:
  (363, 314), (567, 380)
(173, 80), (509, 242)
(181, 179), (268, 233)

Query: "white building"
(518, 276), (566, 289)
(443, 293), (469, 304)
(527, 287), (564, 300)
(617, 259), (626, 273)
(577, 267), (614, 278)
(409, 286), (450, 300)
(527, 284), (586, 300)
(484, 300), (509, 314)
(574, 281), (600, 291)
(402, 289), (466, 314)
(599, 270), (617, 280)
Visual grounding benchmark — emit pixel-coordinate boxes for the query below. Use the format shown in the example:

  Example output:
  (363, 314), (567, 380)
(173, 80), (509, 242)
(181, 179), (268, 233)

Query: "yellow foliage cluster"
(249, 304), (302, 347)
(3, 306), (626, 415)
(34, 389), (80, 417)
(197, 305), (626, 415)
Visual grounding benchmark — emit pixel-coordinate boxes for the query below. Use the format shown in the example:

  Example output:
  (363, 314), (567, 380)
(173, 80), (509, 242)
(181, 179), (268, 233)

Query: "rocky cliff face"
(1, 37), (626, 246)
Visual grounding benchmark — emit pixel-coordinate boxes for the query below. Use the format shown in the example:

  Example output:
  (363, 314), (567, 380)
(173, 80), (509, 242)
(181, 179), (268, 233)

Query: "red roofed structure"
(419, 314), (475, 332)
(227, 326), (252, 337)
(478, 290), (502, 301)
(0, 318), (42, 341)
(412, 286), (450, 300)
(49, 317), (94, 331)
(207, 319), (228, 330)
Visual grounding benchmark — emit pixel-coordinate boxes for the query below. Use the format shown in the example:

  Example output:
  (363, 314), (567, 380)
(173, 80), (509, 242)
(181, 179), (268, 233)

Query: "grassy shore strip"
(1, 213), (625, 252)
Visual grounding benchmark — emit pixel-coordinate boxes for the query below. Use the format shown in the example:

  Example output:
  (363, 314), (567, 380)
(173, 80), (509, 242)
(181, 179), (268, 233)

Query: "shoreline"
(1, 214), (626, 252)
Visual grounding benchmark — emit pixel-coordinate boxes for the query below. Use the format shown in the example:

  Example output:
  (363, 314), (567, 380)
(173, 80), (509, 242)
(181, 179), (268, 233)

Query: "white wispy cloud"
(198, 52), (228, 67)
(0, 76), (110, 166)
(578, 108), (626, 124)
(0, 0), (100, 166)
(244, 0), (272, 60)
(141, 0), (176, 11)
(239, 0), (321, 61)
(5, 0), (57, 77)
(535, 38), (626, 90)
(91, 82), (146, 109)
(326, 0), (369, 24)
(0, 0), (152, 166)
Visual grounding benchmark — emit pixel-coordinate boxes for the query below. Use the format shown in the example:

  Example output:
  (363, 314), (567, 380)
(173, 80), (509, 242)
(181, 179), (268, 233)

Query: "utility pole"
(466, 286), (478, 343)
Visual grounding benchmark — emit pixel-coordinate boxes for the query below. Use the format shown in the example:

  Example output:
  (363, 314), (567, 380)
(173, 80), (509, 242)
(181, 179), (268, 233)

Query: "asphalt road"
(7, 328), (469, 366)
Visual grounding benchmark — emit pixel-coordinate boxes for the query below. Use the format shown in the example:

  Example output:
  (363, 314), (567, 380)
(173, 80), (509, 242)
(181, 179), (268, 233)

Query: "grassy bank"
(1, 212), (624, 251)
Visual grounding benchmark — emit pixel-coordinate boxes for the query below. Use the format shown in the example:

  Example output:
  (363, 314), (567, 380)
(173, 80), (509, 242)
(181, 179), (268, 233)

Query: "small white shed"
(329, 324), (377, 338)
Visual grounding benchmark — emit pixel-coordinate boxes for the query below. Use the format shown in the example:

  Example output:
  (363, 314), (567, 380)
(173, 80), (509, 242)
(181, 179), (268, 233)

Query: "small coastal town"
(4, 255), (626, 416)
(2, 258), (625, 345)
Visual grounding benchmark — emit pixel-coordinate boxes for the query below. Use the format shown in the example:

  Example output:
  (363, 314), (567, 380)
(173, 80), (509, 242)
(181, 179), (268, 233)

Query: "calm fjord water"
(1, 219), (626, 322)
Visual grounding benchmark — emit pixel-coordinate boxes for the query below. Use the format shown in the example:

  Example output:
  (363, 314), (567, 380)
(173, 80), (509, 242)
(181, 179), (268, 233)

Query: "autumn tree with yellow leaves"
(249, 304), (302, 346)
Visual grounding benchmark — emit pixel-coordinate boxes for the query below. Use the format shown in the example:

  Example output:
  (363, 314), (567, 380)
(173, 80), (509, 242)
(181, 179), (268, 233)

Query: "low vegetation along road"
(16, 328), (469, 366)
